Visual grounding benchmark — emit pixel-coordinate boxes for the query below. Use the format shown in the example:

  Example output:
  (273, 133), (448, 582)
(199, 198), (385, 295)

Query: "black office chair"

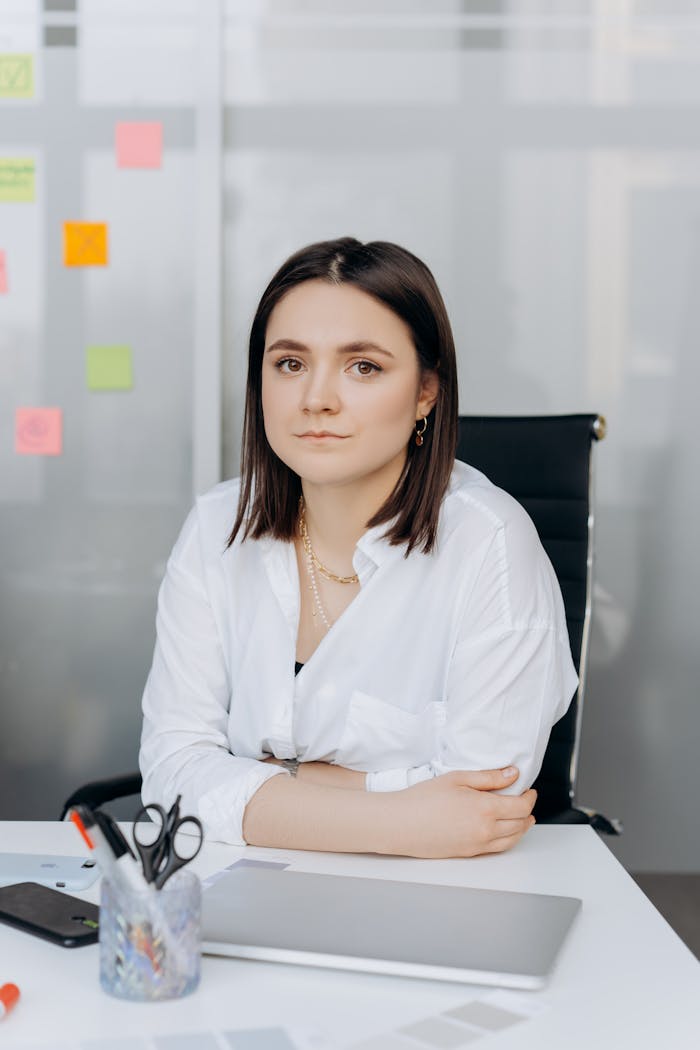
(61, 413), (620, 834)
(457, 414), (620, 833)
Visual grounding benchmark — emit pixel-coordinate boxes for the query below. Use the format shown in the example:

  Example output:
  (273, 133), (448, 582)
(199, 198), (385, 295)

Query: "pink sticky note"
(115, 122), (162, 169)
(15, 407), (63, 456)
(0, 250), (7, 293)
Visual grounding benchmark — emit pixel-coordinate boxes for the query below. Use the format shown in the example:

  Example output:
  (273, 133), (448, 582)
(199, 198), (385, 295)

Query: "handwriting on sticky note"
(86, 345), (133, 390)
(0, 158), (35, 202)
(63, 222), (108, 267)
(115, 121), (162, 169)
(0, 54), (34, 99)
(15, 408), (63, 456)
(0, 250), (7, 294)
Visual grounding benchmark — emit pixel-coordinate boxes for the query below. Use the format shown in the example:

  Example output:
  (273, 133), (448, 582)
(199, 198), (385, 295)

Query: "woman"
(140, 237), (578, 859)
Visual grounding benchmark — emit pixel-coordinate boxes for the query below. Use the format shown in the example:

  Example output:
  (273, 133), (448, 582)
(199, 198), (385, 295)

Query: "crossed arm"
(242, 757), (537, 859)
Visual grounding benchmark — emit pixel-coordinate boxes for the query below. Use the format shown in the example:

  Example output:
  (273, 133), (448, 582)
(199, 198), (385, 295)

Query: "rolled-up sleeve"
(139, 506), (287, 845)
(366, 507), (578, 795)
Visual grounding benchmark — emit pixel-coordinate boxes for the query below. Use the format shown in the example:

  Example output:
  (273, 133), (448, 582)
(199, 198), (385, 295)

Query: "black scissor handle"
(152, 815), (204, 890)
(132, 803), (169, 883)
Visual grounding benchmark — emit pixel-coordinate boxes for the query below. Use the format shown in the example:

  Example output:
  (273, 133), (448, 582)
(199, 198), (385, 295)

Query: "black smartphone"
(0, 881), (99, 947)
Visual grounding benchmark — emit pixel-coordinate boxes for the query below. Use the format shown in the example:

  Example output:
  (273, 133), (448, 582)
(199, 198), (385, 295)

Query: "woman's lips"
(297, 433), (347, 441)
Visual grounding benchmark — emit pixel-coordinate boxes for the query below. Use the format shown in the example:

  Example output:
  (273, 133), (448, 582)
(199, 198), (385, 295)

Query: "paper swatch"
(15, 407), (63, 456)
(64, 222), (108, 266)
(0, 250), (7, 293)
(87, 345), (133, 390)
(116, 122), (162, 169)
(0, 54), (34, 99)
(0, 158), (35, 202)
(351, 991), (549, 1049)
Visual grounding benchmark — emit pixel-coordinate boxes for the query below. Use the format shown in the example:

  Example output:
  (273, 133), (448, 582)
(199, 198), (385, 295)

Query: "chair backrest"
(456, 414), (605, 820)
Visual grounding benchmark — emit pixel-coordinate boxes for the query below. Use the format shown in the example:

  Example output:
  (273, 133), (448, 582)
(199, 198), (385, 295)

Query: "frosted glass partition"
(0, 1), (221, 819)
(222, 1), (700, 871)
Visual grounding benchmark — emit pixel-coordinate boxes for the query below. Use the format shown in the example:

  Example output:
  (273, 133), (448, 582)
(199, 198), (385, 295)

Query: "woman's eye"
(275, 357), (304, 373)
(352, 360), (382, 376)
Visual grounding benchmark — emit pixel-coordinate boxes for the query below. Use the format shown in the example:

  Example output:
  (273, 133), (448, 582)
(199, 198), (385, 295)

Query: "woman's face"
(261, 280), (438, 491)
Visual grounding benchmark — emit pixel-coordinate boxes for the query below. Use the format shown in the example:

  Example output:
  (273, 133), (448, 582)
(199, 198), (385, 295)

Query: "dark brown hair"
(227, 237), (458, 557)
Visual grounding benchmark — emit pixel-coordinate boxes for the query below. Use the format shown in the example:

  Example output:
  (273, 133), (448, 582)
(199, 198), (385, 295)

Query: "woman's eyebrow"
(265, 338), (394, 359)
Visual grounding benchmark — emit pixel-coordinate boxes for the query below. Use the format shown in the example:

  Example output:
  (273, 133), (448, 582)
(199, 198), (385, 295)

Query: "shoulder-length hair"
(227, 237), (458, 557)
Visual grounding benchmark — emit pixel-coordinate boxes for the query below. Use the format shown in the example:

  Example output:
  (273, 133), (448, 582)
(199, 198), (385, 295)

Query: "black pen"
(69, 806), (146, 892)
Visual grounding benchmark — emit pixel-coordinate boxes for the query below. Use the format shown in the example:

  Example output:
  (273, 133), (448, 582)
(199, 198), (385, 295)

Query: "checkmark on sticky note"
(116, 121), (163, 168)
(64, 222), (108, 266)
(87, 345), (133, 390)
(0, 158), (35, 202)
(0, 54), (34, 99)
(15, 407), (63, 456)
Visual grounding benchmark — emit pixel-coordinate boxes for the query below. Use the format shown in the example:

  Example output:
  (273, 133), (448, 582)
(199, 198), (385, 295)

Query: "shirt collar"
(354, 517), (407, 570)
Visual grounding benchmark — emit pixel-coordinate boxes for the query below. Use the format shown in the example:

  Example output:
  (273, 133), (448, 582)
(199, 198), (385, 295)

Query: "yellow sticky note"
(0, 158), (35, 203)
(64, 222), (108, 267)
(0, 54), (34, 99)
(86, 345), (133, 391)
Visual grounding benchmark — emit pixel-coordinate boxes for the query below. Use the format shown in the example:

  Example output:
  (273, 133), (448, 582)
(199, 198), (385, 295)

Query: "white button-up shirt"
(140, 459), (578, 846)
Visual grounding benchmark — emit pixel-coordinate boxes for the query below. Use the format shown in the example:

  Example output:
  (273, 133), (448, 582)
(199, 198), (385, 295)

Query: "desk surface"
(0, 822), (698, 1049)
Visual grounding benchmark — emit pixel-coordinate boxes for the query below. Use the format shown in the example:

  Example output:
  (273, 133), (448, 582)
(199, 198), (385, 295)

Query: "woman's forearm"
(243, 765), (537, 858)
(241, 772), (400, 853)
(263, 757), (367, 790)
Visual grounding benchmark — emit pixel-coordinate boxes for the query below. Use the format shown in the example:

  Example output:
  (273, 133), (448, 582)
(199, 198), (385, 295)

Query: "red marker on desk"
(0, 983), (20, 1020)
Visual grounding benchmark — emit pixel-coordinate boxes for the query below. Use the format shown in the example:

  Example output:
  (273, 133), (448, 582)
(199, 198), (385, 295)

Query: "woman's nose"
(300, 367), (341, 412)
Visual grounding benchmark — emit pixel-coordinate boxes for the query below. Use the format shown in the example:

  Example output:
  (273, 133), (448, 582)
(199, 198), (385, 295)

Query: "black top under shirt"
(294, 661), (304, 676)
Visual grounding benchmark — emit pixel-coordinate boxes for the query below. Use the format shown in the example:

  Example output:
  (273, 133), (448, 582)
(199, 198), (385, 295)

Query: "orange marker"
(0, 983), (20, 1020)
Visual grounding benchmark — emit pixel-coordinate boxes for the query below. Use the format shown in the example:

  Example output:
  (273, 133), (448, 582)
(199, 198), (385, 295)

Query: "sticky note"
(63, 222), (108, 266)
(116, 121), (162, 169)
(0, 250), (7, 293)
(0, 54), (34, 99)
(86, 345), (133, 390)
(0, 158), (35, 202)
(15, 407), (63, 456)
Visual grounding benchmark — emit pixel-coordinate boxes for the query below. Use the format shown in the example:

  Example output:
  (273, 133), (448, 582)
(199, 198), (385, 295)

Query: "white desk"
(0, 822), (698, 1049)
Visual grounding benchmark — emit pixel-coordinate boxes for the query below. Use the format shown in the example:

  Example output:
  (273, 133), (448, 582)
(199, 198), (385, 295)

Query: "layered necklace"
(298, 495), (359, 632)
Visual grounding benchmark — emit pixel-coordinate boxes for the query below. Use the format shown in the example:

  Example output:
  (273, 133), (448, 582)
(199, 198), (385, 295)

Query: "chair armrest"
(59, 772), (143, 821)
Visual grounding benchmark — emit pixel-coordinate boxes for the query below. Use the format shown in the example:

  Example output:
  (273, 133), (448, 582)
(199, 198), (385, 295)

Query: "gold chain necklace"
(298, 496), (359, 585)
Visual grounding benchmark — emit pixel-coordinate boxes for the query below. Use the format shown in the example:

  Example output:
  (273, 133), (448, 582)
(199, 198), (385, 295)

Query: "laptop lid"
(201, 867), (581, 989)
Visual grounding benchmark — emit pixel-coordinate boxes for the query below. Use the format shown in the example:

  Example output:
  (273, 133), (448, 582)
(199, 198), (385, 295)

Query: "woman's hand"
(385, 766), (536, 859)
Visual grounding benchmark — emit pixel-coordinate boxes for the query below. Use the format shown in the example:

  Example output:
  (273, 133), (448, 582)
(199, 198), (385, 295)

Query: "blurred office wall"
(0, 1), (218, 820)
(221, 0), (700, 872)
(1, 1), (698, 871)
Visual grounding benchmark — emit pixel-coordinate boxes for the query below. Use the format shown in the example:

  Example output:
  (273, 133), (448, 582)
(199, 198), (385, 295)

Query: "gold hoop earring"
(415, 416), (428, 447)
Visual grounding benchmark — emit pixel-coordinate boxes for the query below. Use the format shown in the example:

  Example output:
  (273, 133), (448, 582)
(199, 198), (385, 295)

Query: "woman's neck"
(300, 458), (405, 575)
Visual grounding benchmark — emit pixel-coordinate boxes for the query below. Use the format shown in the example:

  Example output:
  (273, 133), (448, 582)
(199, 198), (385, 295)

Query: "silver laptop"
(201, 866), (581, 989)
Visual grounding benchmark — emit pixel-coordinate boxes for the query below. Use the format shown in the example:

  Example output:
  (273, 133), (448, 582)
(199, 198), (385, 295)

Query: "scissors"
(132, 795), (203, 890)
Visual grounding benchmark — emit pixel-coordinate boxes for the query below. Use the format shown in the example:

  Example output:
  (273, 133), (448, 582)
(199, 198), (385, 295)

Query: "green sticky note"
(86, 345), (133, 391)
(0, 54), (34, 99)
(0, 158), (35, 202)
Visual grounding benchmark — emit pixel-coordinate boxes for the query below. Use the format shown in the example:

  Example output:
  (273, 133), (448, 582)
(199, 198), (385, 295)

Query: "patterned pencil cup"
(99, 870), (201, 1001)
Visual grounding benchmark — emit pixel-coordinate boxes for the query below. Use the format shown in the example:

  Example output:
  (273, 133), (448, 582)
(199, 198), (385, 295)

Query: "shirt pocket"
(335, 690), (440, 770)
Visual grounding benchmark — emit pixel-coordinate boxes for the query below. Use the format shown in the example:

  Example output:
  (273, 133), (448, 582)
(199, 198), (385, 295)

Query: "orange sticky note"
(15, 407), (63, 456)
(0, 250), (7, 293)
(63, 222), (108, 267)
(116, 122), (162, 169)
